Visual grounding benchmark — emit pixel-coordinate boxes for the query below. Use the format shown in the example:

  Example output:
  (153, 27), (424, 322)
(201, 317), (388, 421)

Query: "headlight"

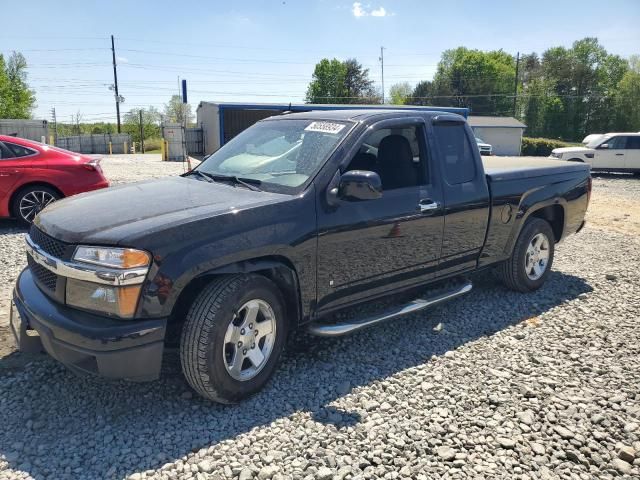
(73, 246), (150, 269)
(68, 246), (150, 318)
(551, 152), (562, 159)
(66, 279), (142, 318)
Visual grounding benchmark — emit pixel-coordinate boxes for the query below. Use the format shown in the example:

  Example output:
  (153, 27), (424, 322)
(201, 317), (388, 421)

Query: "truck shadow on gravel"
(0, 270), (591, 479)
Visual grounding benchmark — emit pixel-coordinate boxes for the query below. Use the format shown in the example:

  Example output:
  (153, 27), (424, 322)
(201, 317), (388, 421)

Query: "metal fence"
(185, 127), (204, 155)
(0, 119), (49, 142)
(55, 134), (132, 154)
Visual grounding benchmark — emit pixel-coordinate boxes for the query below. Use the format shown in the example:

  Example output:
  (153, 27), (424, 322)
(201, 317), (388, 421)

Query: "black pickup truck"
(11, 110), (591, 403)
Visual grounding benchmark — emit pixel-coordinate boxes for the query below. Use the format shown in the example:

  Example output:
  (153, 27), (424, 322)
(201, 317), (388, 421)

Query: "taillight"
(82, 159), (102, 172)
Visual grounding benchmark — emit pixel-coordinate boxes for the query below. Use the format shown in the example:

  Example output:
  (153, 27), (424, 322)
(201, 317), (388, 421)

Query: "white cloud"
(352, 2), (367, 17)
(116, 56), (128, 63)
(352, 3), (390, 18)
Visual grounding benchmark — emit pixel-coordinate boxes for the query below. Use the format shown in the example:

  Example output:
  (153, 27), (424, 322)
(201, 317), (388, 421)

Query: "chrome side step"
(307, 281), (472, 337)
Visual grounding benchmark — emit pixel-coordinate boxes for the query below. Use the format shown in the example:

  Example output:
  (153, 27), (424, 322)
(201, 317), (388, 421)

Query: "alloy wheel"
(19, 190), (57, 223)
(524, 232), (550, 280)
(223, 299), (277, 381)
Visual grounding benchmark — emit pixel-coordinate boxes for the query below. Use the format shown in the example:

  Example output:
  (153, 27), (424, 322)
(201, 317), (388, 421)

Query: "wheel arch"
(528, 204), (565, 243)
(165, 256), (302, 345)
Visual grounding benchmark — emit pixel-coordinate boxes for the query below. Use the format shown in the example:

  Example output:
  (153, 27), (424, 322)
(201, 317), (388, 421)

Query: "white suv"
(550, 133), (640, 173)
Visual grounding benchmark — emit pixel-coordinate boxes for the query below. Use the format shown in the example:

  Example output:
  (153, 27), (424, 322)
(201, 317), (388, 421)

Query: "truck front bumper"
(11, 268), (167, 381)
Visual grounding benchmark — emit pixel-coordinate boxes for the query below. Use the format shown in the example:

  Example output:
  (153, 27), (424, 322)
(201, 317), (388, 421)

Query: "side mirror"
(338, 170), (382, 201)
(598, 143), (609, 149)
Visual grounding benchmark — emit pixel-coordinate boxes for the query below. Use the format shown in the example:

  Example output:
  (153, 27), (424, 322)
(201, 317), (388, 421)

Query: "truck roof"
(262, 109), (465, 123)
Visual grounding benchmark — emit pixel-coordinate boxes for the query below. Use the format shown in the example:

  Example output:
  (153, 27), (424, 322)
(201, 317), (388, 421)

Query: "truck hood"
(34, 176), (289, 245)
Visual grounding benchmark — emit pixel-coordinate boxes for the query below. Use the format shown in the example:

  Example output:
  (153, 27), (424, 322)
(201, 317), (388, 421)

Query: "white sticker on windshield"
(304, 121), (346, 134)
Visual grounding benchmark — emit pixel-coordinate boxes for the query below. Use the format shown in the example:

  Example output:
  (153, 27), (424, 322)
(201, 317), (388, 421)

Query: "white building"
(468, 116), (527, 156)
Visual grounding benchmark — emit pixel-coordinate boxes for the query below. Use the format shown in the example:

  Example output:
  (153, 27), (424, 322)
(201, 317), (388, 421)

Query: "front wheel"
(496, 218), (555, 292)
(180, 274), (287, 403)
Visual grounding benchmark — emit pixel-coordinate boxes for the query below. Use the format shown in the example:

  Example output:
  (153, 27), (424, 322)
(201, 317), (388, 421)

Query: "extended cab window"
(5, 142), (37, 158)
(433, 124), (476, 185)
(345, 125), (427, 190)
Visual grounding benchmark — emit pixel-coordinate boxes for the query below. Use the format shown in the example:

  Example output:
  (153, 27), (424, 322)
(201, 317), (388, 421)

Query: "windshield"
(196, 119), (351, 192)
(475, 137), (486, 144)
(586, 135), (608, 148)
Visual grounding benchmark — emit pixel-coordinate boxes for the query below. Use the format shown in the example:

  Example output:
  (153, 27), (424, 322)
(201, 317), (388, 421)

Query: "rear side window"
(0, 142), (14, 159)
(433, 124), (476, 184)
(5, 142), (37, 158)
(626, 136), (640, 149)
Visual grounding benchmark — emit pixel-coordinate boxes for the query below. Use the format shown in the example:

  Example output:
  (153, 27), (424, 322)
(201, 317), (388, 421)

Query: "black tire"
(12, 185), (61, 226)
(496, 217), (555, 293)
(180, 274), (287, 403)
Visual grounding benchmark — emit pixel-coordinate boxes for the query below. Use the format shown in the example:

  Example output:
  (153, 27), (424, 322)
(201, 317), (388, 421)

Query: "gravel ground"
(0, 156), (639, 479)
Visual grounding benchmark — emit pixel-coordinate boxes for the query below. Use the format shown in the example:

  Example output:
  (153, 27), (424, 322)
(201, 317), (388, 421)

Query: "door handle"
(615, 153), (624, 156)
(418, 199), (439, 212)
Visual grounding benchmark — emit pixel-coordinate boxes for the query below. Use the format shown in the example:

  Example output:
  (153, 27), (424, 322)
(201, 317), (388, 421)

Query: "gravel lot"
(0, 155), (639, 480)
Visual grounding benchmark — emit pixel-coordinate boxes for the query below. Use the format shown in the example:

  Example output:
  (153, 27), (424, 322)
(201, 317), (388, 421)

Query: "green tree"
(520, 38), (633, 140)
(123, 106), (161, 143)
(429, 47), (516, 114)
(389, 82), (413, 105)
(410, 80), (437, 105)
(613, 55), (640, 131)
(0, 52), (36, 119)
(164, 95), (193, 124)
(306, 58), (347, 103)
(343, 58), (378, 103)
(306, 58), (378, 104)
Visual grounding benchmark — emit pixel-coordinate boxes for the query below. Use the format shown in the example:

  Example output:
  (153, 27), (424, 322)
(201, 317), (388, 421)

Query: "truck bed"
(483, 157), (590, 181)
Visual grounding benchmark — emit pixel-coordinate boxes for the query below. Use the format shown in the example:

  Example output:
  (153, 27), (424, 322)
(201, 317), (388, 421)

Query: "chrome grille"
(29, 225), (69, 259)
(27, 255), (58, 292)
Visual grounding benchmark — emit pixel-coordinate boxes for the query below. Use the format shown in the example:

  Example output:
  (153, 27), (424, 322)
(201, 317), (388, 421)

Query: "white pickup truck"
(550, 132), (640, 174)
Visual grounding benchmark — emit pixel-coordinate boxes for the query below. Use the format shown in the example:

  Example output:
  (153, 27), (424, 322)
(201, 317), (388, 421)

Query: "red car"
(0, 135), (109, 224)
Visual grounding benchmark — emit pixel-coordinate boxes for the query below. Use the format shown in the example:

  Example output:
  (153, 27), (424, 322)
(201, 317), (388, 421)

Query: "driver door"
(594, 136), (627, 169)
(315, 119), (445, 313)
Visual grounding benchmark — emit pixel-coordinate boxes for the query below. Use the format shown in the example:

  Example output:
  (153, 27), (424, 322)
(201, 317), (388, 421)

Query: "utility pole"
(50, 107), (58, 142)
(139, 109), (145, 154)
(379, 46), (385, 104)
(513, 51), (520, 117)
(111, 35), (121, 133)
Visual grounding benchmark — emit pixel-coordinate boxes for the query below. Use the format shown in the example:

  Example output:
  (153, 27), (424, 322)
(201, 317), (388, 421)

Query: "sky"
(1, 0), (639, 124)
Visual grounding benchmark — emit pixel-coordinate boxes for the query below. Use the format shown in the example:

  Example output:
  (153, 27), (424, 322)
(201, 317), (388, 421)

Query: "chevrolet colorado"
(11, 110), (591, 403)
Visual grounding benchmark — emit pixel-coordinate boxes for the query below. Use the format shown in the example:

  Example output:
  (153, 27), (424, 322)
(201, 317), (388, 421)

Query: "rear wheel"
(12, 185), (61, 225)
(496, 218), (555, 292)
(179, 274), (287, 403)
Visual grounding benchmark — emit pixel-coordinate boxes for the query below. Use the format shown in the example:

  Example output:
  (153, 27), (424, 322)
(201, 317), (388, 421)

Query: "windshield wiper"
(184, 169), (262, 191)
(206, 173), (262, 191)
(183, 170), (214, 183)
